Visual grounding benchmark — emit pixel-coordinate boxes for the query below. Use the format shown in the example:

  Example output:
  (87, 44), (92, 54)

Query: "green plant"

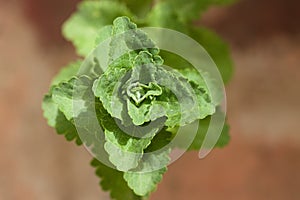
(42, 0), (234, 199)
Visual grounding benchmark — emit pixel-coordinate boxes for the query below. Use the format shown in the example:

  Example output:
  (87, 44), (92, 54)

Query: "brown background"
(1, 0), (300, 199)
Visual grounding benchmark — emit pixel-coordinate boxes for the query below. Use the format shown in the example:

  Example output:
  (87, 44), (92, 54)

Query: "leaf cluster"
(42, 0), (234, 199)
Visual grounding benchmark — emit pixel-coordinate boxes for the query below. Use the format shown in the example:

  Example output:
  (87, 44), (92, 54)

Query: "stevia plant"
(42, 0), (234, 199)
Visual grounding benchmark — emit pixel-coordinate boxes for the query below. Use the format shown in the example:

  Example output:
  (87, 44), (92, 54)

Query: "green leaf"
(146, 2), (187, 31)
(93, 17), (215, 129)
(93, 17), (161, 123)
(122, 128), (172, 196)
(151, 0), (235, 23)
(123, 148), (170, 196)
(52, 57), (101, 121)
(43, 58), (102, 146)
(119, 0), (153, 19)
(42, 93), (82, 145)
(145, 127), (173, 152)
(42, 94), (59, 128)
(96, 103), (158, 171)
(122, 53), (163, 125)
(103, 131), (152, 172)
(43, 61), (82, 126)
(58, 60), (104, 148)
(96, 101), (164, 172)
(188, 109), (230, 150)
(92, 18), (138, 119)
(55, 110), (82, 145)
(91, 159), (142, 200)
(124, 167), (167, 197)
(63, 1), (132, 56)
(52, 77), (91, 121)
(51, 61), (82, 86)
(146, 1), (234, 84)
(94, 25), (113, 45)
(51, 78), (78, 121)
(43, 61), (84, 145)
(179, 67), (221, 109)
(188, 27), (234, 83)
(153, 66), (202, 127)
(126, 101), (152, 126)
(93, 53), (133, 120)
(44, 60), (83, 125)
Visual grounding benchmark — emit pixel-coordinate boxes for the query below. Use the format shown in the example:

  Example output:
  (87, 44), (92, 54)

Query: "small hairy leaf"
(123, 128), (172, 196)
(42, 94), (82, 145)
(158, 0), (236, 22)
(91, 159), (142, 200)
(55, 110), (82, 145)
(146, 2), (187, 31)
(42, 94), (59, 128)
(63, 1), (132, 56)
(124, 149), (170, 196)
(188, 109), (230, 150)
(96, 103), (158, 171)
(189, 27), (234, 83)
(51, 61), (82, 86)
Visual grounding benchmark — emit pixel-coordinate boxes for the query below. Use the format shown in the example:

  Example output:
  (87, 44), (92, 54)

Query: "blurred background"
(0, 0), (300, 199)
